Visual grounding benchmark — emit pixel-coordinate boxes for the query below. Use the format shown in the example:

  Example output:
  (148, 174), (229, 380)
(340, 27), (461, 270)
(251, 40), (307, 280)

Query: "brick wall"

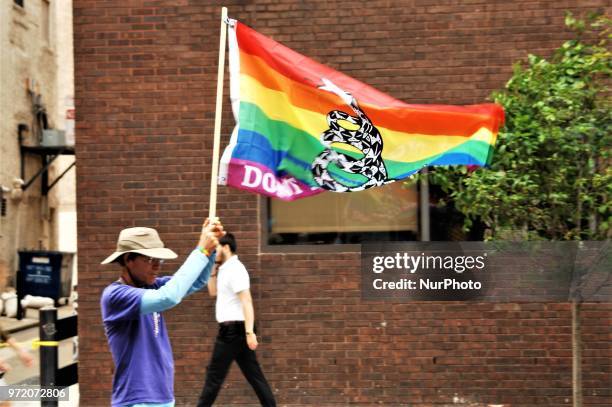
(74, 1), (610, 405)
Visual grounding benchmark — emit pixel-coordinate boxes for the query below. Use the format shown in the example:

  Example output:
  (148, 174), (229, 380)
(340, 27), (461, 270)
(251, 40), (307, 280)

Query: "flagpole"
(420, 168), (430, 241)
(209, 7), (228, 221)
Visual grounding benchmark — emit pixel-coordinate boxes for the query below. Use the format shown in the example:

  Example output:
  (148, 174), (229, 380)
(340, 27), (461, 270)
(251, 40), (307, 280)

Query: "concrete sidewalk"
(0, 316), (37, 335)
(0, 304), (76, 335)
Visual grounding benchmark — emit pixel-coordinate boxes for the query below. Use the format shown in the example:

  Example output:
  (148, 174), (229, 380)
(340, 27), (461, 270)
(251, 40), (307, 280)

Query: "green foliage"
(415, 13), (611, 240)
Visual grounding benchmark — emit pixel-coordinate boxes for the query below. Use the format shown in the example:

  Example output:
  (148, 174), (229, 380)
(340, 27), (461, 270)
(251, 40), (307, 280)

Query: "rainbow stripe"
(219, 21), (504, 200)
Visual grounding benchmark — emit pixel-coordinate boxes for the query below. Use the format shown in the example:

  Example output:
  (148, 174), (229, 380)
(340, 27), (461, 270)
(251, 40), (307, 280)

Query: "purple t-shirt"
(101, 276), (173, 407)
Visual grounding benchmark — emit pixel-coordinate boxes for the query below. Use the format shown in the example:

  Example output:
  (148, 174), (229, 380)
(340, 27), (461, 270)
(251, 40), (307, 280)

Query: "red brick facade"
(74, 1), (610, 405)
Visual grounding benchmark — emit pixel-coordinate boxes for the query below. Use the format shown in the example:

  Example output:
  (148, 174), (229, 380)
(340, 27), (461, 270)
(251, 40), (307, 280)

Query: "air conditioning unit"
(41, 129), (68, 147)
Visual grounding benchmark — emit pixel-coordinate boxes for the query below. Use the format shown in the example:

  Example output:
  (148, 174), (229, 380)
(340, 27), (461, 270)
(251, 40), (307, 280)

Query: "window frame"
(41, 0), (51, 45)
(259, 177), (429, 253)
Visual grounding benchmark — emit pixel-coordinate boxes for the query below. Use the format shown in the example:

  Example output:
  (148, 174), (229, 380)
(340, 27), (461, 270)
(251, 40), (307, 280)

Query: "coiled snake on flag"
(311, 95), (388, 192)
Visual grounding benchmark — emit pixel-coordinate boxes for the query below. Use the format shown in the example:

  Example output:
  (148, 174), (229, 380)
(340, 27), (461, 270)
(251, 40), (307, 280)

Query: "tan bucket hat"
(101, 227), (178, 265)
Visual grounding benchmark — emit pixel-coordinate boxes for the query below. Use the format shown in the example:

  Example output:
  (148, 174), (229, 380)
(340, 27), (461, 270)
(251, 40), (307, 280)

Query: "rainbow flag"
(219, 20), (504, 201)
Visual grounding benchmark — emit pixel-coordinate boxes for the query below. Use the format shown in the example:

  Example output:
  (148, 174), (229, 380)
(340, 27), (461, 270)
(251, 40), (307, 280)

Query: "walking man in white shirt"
(197, 233), (276, 407)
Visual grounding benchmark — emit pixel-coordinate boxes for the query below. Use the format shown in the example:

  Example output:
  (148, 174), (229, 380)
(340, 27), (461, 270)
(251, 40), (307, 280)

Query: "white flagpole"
(209, 7), (228, 220)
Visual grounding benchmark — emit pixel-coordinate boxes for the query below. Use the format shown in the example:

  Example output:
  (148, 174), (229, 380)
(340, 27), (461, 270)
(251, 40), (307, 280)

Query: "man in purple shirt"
(101, 219), (224, 407)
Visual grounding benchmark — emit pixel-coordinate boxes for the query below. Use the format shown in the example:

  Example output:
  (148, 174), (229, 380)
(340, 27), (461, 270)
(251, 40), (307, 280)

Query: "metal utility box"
(41, 129), (68, 147)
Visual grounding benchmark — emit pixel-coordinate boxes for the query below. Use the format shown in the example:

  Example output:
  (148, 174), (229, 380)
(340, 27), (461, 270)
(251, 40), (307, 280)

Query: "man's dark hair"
(116, 252), (141, 267)
(219, 233), (237, 253)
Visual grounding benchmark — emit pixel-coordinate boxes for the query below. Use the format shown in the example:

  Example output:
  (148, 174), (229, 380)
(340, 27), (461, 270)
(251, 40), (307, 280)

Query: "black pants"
(197, 322), (276, 407)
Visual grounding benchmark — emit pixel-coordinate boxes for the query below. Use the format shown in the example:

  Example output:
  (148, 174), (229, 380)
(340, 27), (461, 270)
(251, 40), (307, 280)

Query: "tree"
(418, 13), (611, 241)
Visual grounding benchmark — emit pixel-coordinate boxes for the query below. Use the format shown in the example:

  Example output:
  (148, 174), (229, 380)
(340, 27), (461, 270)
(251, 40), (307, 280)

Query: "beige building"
(0, 0), (76, 291)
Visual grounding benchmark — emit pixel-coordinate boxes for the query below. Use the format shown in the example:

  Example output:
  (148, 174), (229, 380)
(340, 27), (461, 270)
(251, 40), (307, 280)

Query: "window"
(42, 0), (50, 44)
(14, 0), (24, 8)
(267, 181), (419, 245)
(427, 184), (486, 241)
(266, 177), (485, 245)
